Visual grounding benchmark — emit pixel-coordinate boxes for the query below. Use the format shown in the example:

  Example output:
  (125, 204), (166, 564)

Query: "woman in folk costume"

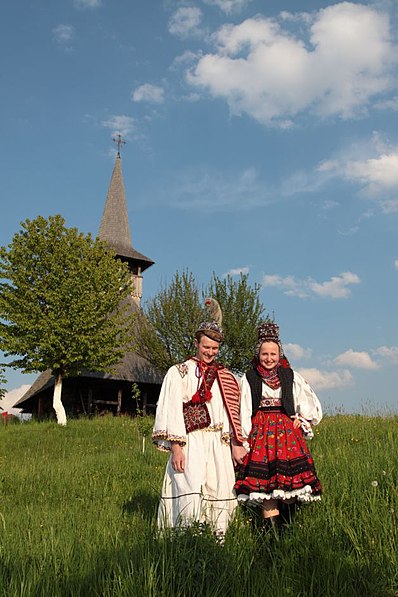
(152, 300), (248, 536)
(235, 320), (322, 531)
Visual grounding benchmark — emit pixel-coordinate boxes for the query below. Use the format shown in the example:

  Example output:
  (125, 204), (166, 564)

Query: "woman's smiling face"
(258, 341), (280, 370)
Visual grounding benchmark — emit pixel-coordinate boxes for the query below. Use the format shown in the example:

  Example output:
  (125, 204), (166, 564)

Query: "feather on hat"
(195, 297), (224, 342)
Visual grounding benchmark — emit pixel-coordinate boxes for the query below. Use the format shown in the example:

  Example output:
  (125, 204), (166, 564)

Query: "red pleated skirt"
(235, 409), (322, 502)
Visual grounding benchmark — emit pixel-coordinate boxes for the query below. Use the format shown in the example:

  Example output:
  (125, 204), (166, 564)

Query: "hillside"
(1, 415), (397, 596)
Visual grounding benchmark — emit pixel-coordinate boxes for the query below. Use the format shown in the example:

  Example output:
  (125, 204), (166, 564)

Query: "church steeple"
(99, 137), (154, 304)
(99, 149), (132, 248)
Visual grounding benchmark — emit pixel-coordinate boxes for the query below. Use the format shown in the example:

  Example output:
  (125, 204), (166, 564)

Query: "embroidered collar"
(256, 362), (281, 389)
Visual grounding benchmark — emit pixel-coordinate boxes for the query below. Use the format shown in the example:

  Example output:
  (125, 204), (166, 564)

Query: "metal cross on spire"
(113, 133), (126, 156)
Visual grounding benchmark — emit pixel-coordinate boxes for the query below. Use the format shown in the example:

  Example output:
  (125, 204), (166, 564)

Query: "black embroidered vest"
(245, 366), (295, 417)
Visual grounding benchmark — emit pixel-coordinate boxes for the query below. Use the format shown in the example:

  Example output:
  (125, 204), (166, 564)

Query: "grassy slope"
(1, 415), (397, 597)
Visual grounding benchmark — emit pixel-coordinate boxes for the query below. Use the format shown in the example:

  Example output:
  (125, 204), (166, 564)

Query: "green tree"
(0, 215), (136, 425)
(134, 270), (205, 373)
(208, 272), (265, 373)
(135, 270), (265, 375)
(0, 365), (6, 401)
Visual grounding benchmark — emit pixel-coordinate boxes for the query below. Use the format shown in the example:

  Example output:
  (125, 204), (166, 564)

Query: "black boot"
(279, 500), (299, 526)
(262, 515), (282, 538)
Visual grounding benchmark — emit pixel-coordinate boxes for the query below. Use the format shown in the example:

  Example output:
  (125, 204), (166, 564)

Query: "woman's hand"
(171, 442), (185, 472)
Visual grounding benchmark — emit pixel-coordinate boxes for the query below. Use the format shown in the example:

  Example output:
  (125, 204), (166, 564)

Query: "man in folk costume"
(152, 300), (248, 536)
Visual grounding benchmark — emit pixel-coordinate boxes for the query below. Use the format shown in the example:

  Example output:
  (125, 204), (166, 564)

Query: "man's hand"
(171, 442), (185, 472)
(231, 444), (247, 467)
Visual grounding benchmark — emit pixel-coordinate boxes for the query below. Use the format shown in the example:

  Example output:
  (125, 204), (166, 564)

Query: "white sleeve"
(152, 365), (187, 451)
(293, 371), (322, 425)
(240, 374), (253, 439)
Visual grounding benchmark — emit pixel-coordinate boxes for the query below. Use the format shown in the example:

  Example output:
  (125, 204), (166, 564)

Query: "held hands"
(231, 443), (248, 467)
(171, 442), (185, 473)
(232, 445), (247, 467)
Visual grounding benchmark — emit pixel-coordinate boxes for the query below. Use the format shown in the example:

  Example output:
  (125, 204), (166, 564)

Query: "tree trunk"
(117, 387), (122, 415)
(52, 372), (67, 425)
(88, 387), (93, 416)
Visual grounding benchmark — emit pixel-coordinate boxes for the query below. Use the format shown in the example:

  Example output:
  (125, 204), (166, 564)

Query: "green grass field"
(1, 415), (397, 597)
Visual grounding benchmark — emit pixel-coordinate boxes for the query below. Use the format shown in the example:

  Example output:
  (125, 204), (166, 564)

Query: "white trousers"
(157, 429), (237, 535)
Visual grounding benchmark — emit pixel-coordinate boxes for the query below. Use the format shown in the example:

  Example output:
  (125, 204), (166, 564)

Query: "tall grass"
(1, 415), (397, 596)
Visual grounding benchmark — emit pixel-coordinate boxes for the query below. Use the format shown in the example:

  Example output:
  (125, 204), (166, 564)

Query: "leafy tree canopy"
(135, 270), (266, 375)
(0, 365), (6, 400)
(0, 215), (136, 379)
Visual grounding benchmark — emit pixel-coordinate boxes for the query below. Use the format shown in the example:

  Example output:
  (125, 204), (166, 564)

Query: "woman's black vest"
(245, 366), (295, 417)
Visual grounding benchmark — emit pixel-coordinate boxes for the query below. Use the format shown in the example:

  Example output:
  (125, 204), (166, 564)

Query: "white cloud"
(203, 0), (252, 14)
(279, 10), (313, 25)
(395, 260), (398, 270)
(309, 272), (361, 299)
(374, 346), (398, 364)
(381, 199), (398, 213)
(74, 0), (101, 7)
(375, 96), (398, 111)
(352, 152), (398, 189)
(297, 368), (353, 390)
(52, 24), (74, 45)
(182, 92), (201, 102)
(313, 134), (398, 217)
(320, 151), (398, 195)
(187, 3), (396, 126)
(102, 115), (135, 137)
(262, 271), (360, 299)
(169, 7), (203, 38)
(334, 349), (379, 370)
(284, 343), (312, 360)
(223, 266), (250, 276)
(262, 274), (308, 298)
(171, 50), (199, 70)
(322, 199), (339, 210)
(132, 84), (165, 104)
(166, 166), (273, 211)
(315, 133), (398, 210)
(0, 384), (30, 413)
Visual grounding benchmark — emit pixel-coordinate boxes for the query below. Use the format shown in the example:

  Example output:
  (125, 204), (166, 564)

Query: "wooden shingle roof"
(99, 153), (154, 271)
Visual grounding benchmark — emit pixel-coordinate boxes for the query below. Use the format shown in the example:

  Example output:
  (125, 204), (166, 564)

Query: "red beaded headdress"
(256, 319), (288, 362)
(257, 321), (280, 345)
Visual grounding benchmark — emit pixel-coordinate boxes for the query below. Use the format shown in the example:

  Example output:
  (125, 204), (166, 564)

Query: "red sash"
(216, 369), (244, 445)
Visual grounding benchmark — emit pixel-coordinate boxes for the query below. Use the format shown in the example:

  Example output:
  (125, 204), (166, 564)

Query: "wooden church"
(15, 141), (162, 418)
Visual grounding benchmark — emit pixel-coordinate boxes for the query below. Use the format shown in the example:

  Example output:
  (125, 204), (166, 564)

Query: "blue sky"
(1, 0), (398, 415)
